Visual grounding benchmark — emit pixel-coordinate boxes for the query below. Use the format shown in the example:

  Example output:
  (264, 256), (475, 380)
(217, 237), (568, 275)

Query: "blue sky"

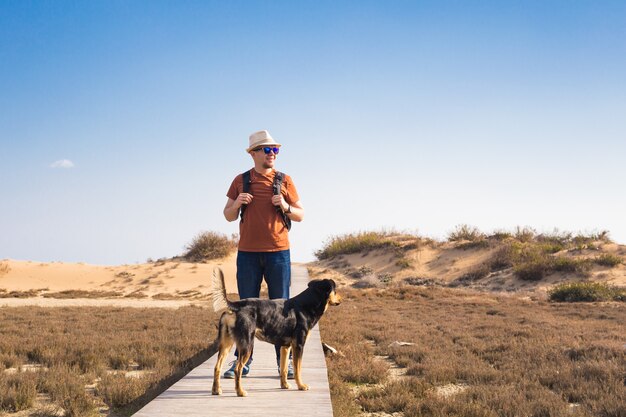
(2, 1), (625, 264)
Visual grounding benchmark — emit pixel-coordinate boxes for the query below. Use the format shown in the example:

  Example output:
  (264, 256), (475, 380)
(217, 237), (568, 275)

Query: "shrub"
(350, 265), (374, 278)
(514, 226), (536, 243)
(0, 261), (10, 275)
(514, 260), (551, 281)
(39, 366), (97, 417)
(396, 258), (411, 269)
(594, 253), (622, 267)
(457, 239), (490, 250)
(448, 224), (484, 242)
(183, 231), (237, 261)
(489, 243), (519, 270)
(456, 264), (490, 283)
(0, 372), (37, 412)
(548, 282), (626, 302)
(537, 242), (565, 254)
(97, 373), (151, 409)
(512, 247), (553, 281)
(315, 231), (400, 260)
(573, 230), (612, 246)
(552, 257), (592, 275)
(489, 230), (512, 241)
(536, 229), (572, 246)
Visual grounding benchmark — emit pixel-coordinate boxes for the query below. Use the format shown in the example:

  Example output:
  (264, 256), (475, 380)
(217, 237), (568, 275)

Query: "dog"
(210, 268), (341, 397)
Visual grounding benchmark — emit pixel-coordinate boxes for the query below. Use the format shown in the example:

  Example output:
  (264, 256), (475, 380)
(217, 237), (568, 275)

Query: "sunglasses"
(254, 146), (280, 155)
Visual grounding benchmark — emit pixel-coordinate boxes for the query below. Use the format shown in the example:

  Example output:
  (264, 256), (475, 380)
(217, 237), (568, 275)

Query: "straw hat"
(246, 130), (282, 153)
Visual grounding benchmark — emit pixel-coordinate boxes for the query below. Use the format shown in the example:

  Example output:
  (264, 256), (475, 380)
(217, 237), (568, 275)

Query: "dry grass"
(183, 231), (237, 261)
(0, 306), (218, 415)
(315, 231), (430, 260)
(448, 225), (485, 242)
(0, 261), (10, 275)
(42, 290), (125, 299)
(315, 231), (402, 260)
(0, 289), (45, 298)
(320, 285), (626, 417)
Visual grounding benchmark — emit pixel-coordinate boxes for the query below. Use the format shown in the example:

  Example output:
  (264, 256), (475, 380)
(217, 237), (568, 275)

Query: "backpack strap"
(273, 171), (292, 231)
(239, 170), (252, 223)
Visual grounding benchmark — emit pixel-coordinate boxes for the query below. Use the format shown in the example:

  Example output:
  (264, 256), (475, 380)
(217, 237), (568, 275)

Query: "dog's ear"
(308, 279), (334, 295)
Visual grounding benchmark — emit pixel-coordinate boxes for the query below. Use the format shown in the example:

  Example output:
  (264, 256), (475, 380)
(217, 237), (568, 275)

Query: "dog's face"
(308, 279), (342, 306)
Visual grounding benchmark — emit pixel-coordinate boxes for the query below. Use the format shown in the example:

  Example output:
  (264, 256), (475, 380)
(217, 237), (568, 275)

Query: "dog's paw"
(297, 383), (310, 391)
(237, 389), (248, 397)
(281, 382), (291, 389)
(212, 388), (222, 395)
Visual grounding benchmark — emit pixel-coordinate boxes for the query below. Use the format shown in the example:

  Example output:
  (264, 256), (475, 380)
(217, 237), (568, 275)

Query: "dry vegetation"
(182, 231), (237, 262)
(0, 261), (10, 276)
(0, 306), (218, 416)
(310, 227), (625, 293)
(315, 231), (406, 260)
(320, 285), (626, 417)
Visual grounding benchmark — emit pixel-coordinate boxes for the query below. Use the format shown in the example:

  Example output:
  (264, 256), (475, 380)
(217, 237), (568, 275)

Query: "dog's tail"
(211, 267), (232, 312)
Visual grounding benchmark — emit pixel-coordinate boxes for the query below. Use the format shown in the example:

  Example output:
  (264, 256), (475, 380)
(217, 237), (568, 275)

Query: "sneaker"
(223, 360), (250, 379)
(277, 360), (295, 379)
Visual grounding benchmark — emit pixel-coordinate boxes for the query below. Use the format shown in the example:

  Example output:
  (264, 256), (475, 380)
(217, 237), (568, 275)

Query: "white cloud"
(50, 159), (75, 169)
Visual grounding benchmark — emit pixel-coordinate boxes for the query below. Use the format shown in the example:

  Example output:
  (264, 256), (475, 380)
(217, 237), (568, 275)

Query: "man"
(222, 130), (304, 379)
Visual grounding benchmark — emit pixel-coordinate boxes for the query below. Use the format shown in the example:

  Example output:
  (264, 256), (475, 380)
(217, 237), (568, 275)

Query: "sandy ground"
(0, 256), (238, 307)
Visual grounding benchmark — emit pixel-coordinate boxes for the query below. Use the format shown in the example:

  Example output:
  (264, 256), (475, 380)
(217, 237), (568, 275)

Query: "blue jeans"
(235, 250), (291, 363)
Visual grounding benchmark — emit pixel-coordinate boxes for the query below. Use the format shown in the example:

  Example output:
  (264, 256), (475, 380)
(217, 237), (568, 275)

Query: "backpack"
(239, 170), (292, 231)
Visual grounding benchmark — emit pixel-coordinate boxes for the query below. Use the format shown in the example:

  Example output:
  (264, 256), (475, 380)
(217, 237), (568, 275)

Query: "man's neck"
(253, 165), (273, 175)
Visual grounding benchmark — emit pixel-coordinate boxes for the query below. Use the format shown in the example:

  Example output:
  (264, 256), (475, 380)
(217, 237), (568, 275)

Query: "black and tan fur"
(211, 268), (341, 397)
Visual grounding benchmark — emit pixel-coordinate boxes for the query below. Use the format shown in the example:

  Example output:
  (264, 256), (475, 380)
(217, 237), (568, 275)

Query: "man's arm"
(271, 195), (304, 222)
(223, 193), (253, 222)
(286, 200), (304, 222)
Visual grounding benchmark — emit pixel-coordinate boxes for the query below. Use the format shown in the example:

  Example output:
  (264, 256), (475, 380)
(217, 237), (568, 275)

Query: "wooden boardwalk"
(134, 265), (334, 416)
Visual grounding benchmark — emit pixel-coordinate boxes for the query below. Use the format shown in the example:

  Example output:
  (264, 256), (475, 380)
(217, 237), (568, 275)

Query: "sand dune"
(2, 236), (625, 307)
(308, 240), (626, 293)
(0, 256), (238, 307)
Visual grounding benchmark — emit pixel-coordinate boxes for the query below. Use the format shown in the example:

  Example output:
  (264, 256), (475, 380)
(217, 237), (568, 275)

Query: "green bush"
(552, 257), (592, 275)
(594, 253), (622, 267)
(548, 282), (626, 302)
(315, 231), (400, 260)
(183, 231), (237, 261)
(511, 246), (553, 281)
(514, 260), (552, 281)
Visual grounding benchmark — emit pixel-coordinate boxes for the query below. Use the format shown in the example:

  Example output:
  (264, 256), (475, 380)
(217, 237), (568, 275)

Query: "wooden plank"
(134, 265), (334, 417)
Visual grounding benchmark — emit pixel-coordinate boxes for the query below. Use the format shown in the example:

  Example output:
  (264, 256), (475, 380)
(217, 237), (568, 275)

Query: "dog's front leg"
(279, 346), (291, 389)
(291, 343), (309, 391)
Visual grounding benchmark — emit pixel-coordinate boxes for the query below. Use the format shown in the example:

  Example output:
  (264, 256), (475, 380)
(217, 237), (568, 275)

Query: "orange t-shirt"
(227, 169), (300, 252)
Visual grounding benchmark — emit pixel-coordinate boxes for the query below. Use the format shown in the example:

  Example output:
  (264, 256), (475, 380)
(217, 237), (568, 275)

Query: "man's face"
(250, 146), (279, 169)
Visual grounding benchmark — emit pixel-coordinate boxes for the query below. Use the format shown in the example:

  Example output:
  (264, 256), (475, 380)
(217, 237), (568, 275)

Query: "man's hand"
(271, 194), (289, 212)
(235, 193), (253, 208)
